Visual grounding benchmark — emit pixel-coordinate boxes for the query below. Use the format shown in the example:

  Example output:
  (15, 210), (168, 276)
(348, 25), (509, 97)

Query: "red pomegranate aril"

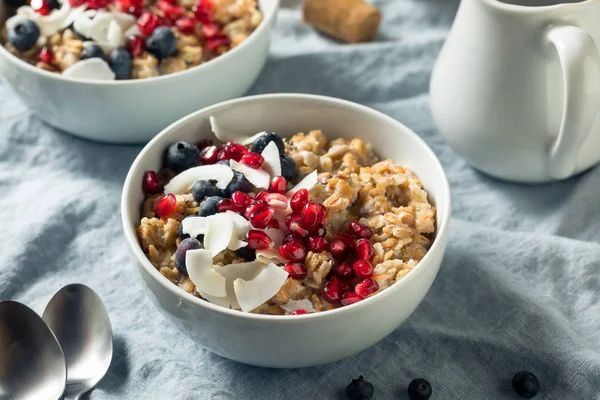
(86, 0), (111, 9)
(313, 224), (326, 237)
(154, 194), (177, 218)
(265, 193), (288, 210)
(216, 198), (235, 213)
(142, 170), (162, 194)
(353, 260), (373, 279)
(267, 218), (280, 229)
(69, 0), (86, 6)
(278, 241), (306, 262)
(206, 35), (230, 52)
(255, 191), (269, 202)
(355, 278), (379, 297)
(195, 139), (213, 151)
(175, 17), (196, 34)
(127, 35), (145, 57)
(201, 23), (220, 38)
(333, 262), (354, 279)
(301, 202), (327, 230)
(341, 291), (364, 306)
(269, 176), (287, 194)
(119, 4), (143, 16)
(329, 240), (348, 259)
(305, 236), (328, 253)
(289, 188), (309, 213)
(137, 12), (161, 35)
(38, 47), (53, 63)
(335, 233), (355, 247)
(355, 238), (374, 261)
(231, 191), (252, 207)
(291, 309), (307, 315)
(246, 230), (272, 250)
(348, 221), (372, 239)
(248, 206), (274, 229)
(283, 262), (307, 280)
(240, 152), (264, 169)
(285, 214), (310, 239)
(322, 279), (343, 304)
(193, 0), (213, 23)
(31, 0), (49, 15)
(200, 145), (218, 164)
(217, 142), (248, 162)
(244, 200), (268, 219)
(118, 0), (143, 8)
(158, 0), (184, 21)
(282, 234), (295, 245)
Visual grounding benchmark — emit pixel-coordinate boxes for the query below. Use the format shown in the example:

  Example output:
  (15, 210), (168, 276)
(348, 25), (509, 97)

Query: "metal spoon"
(42, 284), (113, 400)
(0, 300), (67, 400)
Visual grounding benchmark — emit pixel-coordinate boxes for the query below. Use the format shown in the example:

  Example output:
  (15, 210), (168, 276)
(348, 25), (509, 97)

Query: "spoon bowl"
(42, 284), (113, 400)
(0, 301), (66, 400)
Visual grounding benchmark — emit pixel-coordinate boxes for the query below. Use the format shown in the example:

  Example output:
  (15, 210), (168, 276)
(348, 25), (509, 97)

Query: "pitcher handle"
(546, 25), (600, 180)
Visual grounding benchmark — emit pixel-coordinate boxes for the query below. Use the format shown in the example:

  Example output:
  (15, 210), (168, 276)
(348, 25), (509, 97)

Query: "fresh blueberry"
(408, 378), (432, 400)
(8, 20), (40, 51)
(192, 180), (223, 203)
(108, 48), (132, 79)
(216, 159), (231, 166)
(512, 372), (539, 399)
(145, 26), (176, 60)
(345, 376), (374, 400)
(225, 171), (254, 196)
(80, 42), (105, 60)
(179, 216), (204, 241)
(174, 238), (202, 275)
(250, 132), (285, 155)
(199, 196), (222, 217)
(235, 247), (256, 261)
(165, 141), (200, 173)
(280, 155), (297, 182)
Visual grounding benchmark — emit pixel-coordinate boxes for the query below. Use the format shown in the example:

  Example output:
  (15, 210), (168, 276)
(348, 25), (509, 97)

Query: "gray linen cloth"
(1, 0), (599, 398)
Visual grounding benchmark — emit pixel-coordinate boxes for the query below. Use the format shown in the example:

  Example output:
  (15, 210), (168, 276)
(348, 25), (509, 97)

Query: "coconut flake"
(230, 160), (270, 189)
(181, 211), (250, 255)
(8, 1), (79, 36)
(286, 170), (318, 198)
(209, 116), (267, 145)
(163, 164), (234, 193)
(124, 23), (142, 37)
(181, 217), (208, 238)
(216, 261), (266, 281)
(256, 248), (285, 265)
(62, 58), (116, 80)
(281, 299), (316, 314)
(234, 263), (289, 312)
(204, 214), (234, 256)
(263, 228), (284, 248)
(186, 249), (227, 297)
(261, 141), (281, 178)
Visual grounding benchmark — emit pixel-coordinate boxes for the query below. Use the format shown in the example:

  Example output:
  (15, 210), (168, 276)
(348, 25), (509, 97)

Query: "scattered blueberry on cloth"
(1, 0), (599, 398)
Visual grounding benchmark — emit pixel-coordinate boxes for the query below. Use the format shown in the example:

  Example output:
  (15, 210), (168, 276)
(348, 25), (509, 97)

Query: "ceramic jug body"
(430, 0), (600, 182)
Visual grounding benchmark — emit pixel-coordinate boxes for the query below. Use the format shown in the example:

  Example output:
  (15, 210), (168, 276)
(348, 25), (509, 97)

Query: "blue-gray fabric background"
(1, 0), (599, 398)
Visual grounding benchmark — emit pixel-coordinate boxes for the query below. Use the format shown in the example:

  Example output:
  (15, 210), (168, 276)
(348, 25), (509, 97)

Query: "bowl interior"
(122, 94), (451, 316)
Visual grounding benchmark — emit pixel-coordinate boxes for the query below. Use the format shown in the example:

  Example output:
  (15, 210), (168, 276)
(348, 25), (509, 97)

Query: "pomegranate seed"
(333, 262), (354, 279)
(137, 12), (161, 35)
(305, 236), (328, 253)
(217, 142), (248, 162)
(283, 234), (295, 245)
(335, 233), (355, 247)
(355, 238), (374, 261)
(31, 0), (49, 15)
(265, 193), (288, 210)
(127, 35), (145, 57)
(348, 221), (372, 238)
(313, 225), (326, 237)
(269, 176), (287, 194)
(353, 260), (373, 279)
(154, 194), (177, 218)
(291, 309), (307, 315)
(355, 278), (379, 297)
(244, 200), (268, 219)
(278, 241), (306, 262)
(255, 191), (269, 202)
(216, 198), (235, 213)
(142, 171), (162, 194)
(38, 47), (53, 63)
(248, 206), (274, 229)
(290, 189), (309, 213)
(329, 240), (348, 259)
(322, 278), (343, 304)
(285, 214), (310, 239)
(246, 230), (272, 250)
(175, 17), (196, 34)
(86, 0), (111, 9)
(118, 0), (143, 8)
(195, 139), (213, 151)
(267, 218), (280, 229)
(69, 0), (86, 6)
(206, 35), (230, 52)
(240, 152), (264, 169)
(201, 23), (220, 39)
(283, 262), (307, 280)
(200, 145), (218, 164)
(231, 191), (252, 208)
(158, 0), (183, 21)
(341, 291), (364, 306)
(193, 0), (213, 23)
(119, 4), (143, 16)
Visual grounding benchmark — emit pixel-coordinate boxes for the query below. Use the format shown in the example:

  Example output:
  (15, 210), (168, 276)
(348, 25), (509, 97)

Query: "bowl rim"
(0, 0), (278, 86)
(121, 93), (452, 322)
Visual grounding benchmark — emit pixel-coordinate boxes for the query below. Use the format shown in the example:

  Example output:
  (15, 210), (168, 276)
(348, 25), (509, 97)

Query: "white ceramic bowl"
(0, 0), (278, 144)
(121, 94), (451, 368)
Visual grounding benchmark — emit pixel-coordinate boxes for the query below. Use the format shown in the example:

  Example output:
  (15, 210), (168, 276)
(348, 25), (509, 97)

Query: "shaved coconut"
(286, 170), (318, 198)
(225, 210), (251, 232)
(228, 239), (247, 251)
(62, 58), (116, 80)
(234, 263), (289, 312)
(111, 11), (136, 29)
(8, 1), (77, 36)
(105, 20), (124, 48)
(73, 11), (95, 38)
(209, 116), (267, 145)
(230, 160), (270, 189)
(261, 141), (281, 178)
(186, 249), (226, 297)
(216, 261), (266, 281)
(204, 215), (234, 256)
(164, 164), (233, 193)
(124, 23), (141, 37)
(61, 5), (88, 30)
(181, 211), (250, 254)
(281, 299), (316, 314)
(256, 247), (285, 264)
(181, 217), (208, 238)
(263, 228), (284, 248)
(200, 292), (235, 309)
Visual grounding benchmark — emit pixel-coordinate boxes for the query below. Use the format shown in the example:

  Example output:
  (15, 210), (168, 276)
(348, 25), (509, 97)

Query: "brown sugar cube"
(303, 0), (381, 44)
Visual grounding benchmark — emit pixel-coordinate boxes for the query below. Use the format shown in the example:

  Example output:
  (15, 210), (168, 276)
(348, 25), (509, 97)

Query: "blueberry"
(192, 180), (223, 203)
(179, 216), (204, 241)
(512, 371), (539, 399)
(225, 171), (254, 196)
(165, 141), (200, 173)
(174, 238), (202, 275)
(199, 196), (222, 217)
(108, 48), (132, 79)
(145, 26), (176, 60)
(80, 42), (105, 60)
(8, 20), (40, 51)
(250, 133), (285, 155)
(235, 247), (256, 261)
(408, 378), (432, 400)
(345, 376), (374, 400)
(216, 159), (231, 166)
(280, 155), (297, 182)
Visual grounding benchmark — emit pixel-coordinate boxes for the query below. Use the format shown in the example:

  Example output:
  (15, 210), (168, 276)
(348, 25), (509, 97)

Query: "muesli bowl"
(121, 94), (451, 368)
(0, 0), (278, 143)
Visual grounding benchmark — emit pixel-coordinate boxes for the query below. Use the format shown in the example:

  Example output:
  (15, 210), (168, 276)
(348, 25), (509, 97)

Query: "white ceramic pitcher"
(430, 0), (600, 182)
